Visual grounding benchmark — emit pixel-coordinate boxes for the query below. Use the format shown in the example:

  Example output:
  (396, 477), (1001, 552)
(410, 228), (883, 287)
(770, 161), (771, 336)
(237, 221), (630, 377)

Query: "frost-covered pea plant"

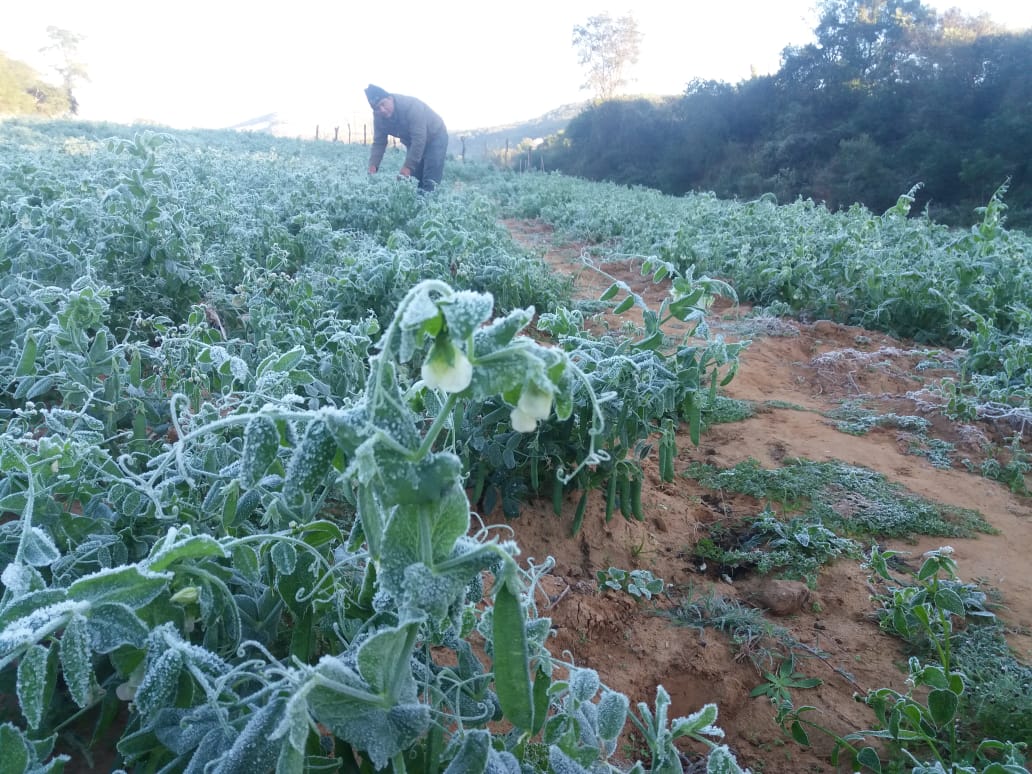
(0, 280), (747, 772)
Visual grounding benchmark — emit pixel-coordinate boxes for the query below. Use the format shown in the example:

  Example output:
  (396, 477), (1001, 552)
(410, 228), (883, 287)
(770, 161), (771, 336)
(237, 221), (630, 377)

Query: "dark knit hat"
(365, 84), (390, 108)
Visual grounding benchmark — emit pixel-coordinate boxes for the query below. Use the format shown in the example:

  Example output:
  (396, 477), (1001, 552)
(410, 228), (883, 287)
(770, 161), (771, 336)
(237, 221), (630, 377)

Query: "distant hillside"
(448, 102), (588, 161)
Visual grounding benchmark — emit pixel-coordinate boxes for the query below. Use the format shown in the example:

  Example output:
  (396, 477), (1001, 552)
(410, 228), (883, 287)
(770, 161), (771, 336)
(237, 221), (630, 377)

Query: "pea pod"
(613, 295), (635, 314)
(659, 435), (673, 483)
(571, 488), (589, 536)
(14, 332), (38, 377)
(604, 473), (618, 523)
(659, 428), (677, 483)
(619, 474), (633, 520)
(282, 419), (338, 506)
(241, 415), (280, 488)
(231, 486), (261, 527)
(471, 460), (489, 506)
(128, 348), (142, 386)
(630, 475), (644, 522)
(552, 473), (564, 517)
(492, 574), (534, 732)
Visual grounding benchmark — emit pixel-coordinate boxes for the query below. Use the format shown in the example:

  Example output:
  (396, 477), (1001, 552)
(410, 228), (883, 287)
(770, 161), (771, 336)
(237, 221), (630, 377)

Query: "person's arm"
(368, 118), (388, 172)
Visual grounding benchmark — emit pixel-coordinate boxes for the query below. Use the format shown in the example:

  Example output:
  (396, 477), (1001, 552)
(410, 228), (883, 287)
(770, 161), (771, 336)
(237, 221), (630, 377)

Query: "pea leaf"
(59, 614), (93, 708)
(67, 565), (170, 608)
(16, 645), (50, 730)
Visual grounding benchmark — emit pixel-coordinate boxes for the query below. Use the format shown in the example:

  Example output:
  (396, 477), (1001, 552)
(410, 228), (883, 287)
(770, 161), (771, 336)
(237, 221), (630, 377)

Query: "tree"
(571, 13), (642, 101)
(40, 26), (88, 114)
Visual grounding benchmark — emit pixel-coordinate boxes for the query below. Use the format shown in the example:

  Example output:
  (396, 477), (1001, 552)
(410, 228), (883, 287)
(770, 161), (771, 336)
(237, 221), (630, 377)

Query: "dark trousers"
(413, 130), (448, 192)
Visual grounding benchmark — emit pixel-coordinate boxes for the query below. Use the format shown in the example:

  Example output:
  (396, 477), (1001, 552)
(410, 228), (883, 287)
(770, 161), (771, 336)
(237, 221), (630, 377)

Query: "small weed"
(764, 400), (811, 411)
(904, 435), (956, 469)
(665, 584), (804, 672)
(952, 623), (1032, 746)
(597, 567), (665, 600)
(690, 506), (860, 587)
(702, 395), (755, 426)
(964, 435), (1031, 495)
(826, 401), (931, 436)
(750, 654), (823, 710)
(685, 457), (995, 539)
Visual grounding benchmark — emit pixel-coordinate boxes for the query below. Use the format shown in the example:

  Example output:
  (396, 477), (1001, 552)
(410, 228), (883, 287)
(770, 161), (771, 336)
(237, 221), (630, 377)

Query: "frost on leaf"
(16, 644), (49, 730)
(21, 525), (61, 568)
(86, 602), (149, 652)
(307, 654), (429, 770)
(549, 746), (593, 774)
(671, 702), (723, 741)
(472, 306), (534, 352)
(439, 290), (494, 341)
(66, 564), (171, 608)
(59, 614), (94, 708)
(0, 561), (45, 597)
(486, 748), (522, 774)
(207, 696), (286, 774)
(706, 744), (751, 774)
(134, 649), (183, 717)
(0, 599), (86, 659)
(152, 706), (212, 754)
(569, 666), (600, 706)
(596, 690), (629, 744)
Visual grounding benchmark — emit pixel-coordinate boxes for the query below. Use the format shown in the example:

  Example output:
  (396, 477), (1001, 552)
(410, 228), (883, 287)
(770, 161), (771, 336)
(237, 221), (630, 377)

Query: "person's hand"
(399, 166), (411, 178)
(368, 165), (378, 174)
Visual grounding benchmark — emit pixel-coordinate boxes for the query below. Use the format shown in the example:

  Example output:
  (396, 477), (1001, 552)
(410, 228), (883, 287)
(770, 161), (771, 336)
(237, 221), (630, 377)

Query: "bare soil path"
(494, 219), (1032, 772)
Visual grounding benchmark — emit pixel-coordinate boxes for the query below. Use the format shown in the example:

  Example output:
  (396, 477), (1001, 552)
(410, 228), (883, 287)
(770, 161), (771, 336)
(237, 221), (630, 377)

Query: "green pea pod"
(632, 330), (664, 351)
(128, 348), (142, 386)
(282, 419), (338, 505)
(492, 575), (534, 732)
(552, 474), (564, 517)
(619, 474), (633, 520)
(531, 663), (551, 737)
(201, 479), (225, 515)
(471, 460), (489, 506)
(230, 486), (261, 527)
(571, 488), (589, 536)
(241, 415), (281, 488)
(14, 332), (38, 377)
(659, 433), (676, 483)
(631, 475), (644, 522)
(604, 473), (618, 523)
(613, 295), (635, 314)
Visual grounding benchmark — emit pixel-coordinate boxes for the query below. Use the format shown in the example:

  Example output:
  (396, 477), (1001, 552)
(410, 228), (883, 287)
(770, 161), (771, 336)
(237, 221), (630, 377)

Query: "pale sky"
(2, 1), (1030, 134)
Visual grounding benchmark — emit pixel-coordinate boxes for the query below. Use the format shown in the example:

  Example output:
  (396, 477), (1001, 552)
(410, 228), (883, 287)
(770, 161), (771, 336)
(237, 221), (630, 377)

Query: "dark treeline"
(537, 0), (1032, 228)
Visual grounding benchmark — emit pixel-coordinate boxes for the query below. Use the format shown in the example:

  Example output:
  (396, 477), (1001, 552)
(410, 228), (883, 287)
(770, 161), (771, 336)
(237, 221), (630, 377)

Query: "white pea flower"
(510, 406), (540, 433)
(510, 383), (554, 433)
(517, 383), (553, 420)
(421, 336), (473, 394)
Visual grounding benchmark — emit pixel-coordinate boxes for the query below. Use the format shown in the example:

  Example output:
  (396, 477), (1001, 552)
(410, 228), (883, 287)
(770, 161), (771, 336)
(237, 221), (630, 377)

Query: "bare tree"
(571, 13), (642, 101)
(40, 26), (89, 115)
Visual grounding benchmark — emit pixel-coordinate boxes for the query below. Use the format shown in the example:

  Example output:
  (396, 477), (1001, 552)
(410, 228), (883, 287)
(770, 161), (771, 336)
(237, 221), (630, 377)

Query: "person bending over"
(365, 83), (448, 192)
